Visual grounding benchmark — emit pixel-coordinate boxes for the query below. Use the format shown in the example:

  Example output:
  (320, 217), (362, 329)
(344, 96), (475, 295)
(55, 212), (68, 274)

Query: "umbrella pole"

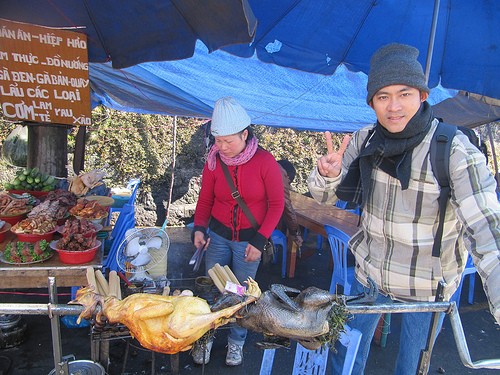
(486, 123), (500, 190)
(424, 0), (441, 83)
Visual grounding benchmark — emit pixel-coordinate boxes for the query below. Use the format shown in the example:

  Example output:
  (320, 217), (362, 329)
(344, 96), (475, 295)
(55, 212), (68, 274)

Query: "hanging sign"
(0, 18), (91, 126)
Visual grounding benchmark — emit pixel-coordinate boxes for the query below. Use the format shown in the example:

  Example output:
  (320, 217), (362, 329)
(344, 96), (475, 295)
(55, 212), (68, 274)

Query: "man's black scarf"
(336, 102), (433, 207)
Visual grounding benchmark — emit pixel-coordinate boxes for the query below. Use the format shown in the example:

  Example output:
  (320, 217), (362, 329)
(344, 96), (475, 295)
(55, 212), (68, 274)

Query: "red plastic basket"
(51, 240), (101, 264)
(12, 229), (56, 243)
(0, 222), (12, 242)
(8, 190), (50, 198)
(0, 212), (29, 226)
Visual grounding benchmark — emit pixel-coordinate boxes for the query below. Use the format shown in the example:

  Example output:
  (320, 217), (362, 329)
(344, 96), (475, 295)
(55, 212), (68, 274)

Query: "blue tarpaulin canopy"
(89, 42), (456, 132)
(2, 0), (499, 132)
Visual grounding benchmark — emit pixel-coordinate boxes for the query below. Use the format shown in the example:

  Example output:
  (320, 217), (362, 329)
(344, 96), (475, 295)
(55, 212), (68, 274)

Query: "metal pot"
(48, 359), (105, 375)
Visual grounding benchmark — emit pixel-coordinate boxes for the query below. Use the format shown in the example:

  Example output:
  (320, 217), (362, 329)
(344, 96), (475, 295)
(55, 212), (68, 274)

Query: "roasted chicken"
(70, 277), (261, 354)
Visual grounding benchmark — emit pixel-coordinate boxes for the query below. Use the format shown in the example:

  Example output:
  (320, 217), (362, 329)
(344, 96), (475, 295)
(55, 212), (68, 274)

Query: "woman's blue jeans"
(331, 277), (445, 375)
(205, 230), (260, 346)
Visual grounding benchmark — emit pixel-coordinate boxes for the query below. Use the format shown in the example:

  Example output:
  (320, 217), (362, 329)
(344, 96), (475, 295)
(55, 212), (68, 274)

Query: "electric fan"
(116, 226), (170, 282)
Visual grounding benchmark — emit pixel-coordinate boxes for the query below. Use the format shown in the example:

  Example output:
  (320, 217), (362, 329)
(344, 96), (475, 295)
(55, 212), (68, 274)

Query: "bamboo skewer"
(223, 265), (240, 285)
(86, 266), (97, 291)
(208, 269), (225, 293)
(94, 270), (110, 296)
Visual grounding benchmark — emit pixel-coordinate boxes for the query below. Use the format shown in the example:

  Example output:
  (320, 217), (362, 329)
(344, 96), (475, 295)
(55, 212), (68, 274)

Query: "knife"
(193, 248), (205, 272)
(189, 245), (206, 272)
(189, 246), (203, 265)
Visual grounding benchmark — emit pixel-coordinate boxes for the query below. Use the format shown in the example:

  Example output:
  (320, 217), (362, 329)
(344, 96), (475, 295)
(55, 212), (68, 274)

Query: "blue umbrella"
(0, 0), (257, 69)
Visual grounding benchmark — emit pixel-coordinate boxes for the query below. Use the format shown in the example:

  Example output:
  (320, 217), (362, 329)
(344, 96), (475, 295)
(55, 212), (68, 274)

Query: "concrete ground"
(1, 226), (499, 374)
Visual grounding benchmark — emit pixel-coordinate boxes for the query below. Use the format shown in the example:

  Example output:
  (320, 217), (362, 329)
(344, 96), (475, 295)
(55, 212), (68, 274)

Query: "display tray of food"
(52, 217), (102, 264)
(1, 239), (54, 264)
(0, 192), (33, 225)
(8, 190), (49, 198)
(27, 198), (70, 222)
(4, 167), (57, 193)
(85, 195), (115, 207)
(10, 215), (57, 243)
(69, 198), (109, 224)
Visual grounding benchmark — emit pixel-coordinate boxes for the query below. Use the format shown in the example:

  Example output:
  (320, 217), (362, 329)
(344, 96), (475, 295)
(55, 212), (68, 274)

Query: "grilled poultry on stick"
(69, 268), (261, 355)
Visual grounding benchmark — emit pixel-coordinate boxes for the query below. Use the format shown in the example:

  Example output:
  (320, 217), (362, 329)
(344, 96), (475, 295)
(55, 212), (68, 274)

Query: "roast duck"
(70, 274), (262, 355)
(212, 279), (377, 350)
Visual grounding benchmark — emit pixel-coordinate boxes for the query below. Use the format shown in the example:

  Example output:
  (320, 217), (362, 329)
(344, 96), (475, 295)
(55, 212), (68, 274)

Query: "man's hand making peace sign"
(317, 131), (351, 178)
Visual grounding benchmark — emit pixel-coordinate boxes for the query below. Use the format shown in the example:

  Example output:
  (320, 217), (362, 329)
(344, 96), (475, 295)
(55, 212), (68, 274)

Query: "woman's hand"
(193, 230), (210, 251)
(317, 132), (351, 178)
(244, 243), (262, 262)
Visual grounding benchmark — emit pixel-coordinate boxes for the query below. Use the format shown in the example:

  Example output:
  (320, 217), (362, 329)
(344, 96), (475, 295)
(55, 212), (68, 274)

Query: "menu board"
(0, 18), (91, 126)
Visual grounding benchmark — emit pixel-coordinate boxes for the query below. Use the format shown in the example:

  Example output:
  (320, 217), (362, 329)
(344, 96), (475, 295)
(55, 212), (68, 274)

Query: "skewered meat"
(231, 285), (345, 350)
(217, 280), (377, 350)
(69, 277), (262, 354)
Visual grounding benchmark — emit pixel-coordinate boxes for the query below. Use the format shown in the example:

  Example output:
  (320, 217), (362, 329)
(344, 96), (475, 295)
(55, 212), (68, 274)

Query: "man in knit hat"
(308, 43), (500, 374)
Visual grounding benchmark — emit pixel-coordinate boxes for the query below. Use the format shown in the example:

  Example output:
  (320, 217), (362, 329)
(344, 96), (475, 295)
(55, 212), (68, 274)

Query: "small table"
(288, 191), (360, 278)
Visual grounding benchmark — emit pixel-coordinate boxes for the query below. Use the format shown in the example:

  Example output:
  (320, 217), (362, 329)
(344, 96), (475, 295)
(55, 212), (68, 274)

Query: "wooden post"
(27, 123), (69, 177)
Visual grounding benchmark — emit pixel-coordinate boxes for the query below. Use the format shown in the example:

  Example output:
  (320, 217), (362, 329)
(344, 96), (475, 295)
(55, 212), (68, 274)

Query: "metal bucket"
(0, 314), (28, 348)
(48, 359), (105, 375)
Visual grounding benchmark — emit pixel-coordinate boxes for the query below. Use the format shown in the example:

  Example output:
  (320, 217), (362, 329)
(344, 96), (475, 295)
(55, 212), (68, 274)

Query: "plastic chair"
(103, 203), (136, 272)
(271, 229), (287, 278)
(335, 200), (361, 216)
(259, 325), (362, 375)
(301, 227), (324, 251)
(324, 225), (354, 295)
(451, 255), (477, 308)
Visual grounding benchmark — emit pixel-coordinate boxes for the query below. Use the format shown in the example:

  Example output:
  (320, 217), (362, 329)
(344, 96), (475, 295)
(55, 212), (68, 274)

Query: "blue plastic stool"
(271, 229), (287, 278)
(259, 325), (362, 375)
(302, 227), (324, 251)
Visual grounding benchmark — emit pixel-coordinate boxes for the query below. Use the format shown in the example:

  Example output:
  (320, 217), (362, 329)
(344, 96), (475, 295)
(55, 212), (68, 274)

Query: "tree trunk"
(27, 123), (68, 178)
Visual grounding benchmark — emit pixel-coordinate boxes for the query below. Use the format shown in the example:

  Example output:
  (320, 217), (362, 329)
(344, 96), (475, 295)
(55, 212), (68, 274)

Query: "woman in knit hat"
(308, 43), (500, 374)
(191, 97), (284, 366)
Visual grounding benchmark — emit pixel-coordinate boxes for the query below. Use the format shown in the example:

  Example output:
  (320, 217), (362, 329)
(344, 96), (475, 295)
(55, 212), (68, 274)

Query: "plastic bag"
(1, 125), (27, 167)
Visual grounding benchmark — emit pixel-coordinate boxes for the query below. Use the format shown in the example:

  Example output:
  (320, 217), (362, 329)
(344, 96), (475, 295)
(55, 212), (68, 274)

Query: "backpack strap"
(429, 122), (457, 258)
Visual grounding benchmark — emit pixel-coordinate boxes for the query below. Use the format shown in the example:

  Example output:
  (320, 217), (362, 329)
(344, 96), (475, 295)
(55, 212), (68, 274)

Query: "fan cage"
(116, 227), (170, 277)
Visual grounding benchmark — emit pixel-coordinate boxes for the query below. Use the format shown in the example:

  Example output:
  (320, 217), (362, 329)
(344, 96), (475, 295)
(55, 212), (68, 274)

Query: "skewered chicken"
(69, 277), (262, 354)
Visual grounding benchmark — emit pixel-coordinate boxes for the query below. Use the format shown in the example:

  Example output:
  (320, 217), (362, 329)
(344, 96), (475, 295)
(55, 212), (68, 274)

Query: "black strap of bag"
(218, 157), (274, 264)
(219, 158), (259, 231)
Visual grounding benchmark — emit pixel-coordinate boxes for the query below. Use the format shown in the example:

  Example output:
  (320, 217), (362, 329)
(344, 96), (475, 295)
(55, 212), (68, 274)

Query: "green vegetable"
(30, 167), (40, 177)
(44, 176), (55, 186)
(23, 168), (31, 176)
(18, 174), (26, 182)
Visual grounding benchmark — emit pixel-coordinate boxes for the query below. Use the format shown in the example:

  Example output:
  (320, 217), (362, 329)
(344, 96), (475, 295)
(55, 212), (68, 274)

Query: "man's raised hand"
(317, 131), (351, 178)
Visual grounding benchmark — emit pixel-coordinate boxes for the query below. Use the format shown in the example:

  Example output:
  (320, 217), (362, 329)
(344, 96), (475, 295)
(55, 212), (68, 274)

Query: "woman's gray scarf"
(336, 102), (433, 207)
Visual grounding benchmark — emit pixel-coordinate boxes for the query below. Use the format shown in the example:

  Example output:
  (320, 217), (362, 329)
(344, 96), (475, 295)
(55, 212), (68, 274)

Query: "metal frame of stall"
(0, 276), (499, 375)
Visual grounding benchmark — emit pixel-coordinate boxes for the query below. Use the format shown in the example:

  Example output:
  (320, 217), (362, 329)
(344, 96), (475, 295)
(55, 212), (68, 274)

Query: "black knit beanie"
(366, 43), (429, 104)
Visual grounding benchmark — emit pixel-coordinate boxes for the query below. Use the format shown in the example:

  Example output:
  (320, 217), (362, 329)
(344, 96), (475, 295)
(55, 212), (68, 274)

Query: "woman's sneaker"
(225, 343), (243, 366)
(192, 339), (213, 365)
